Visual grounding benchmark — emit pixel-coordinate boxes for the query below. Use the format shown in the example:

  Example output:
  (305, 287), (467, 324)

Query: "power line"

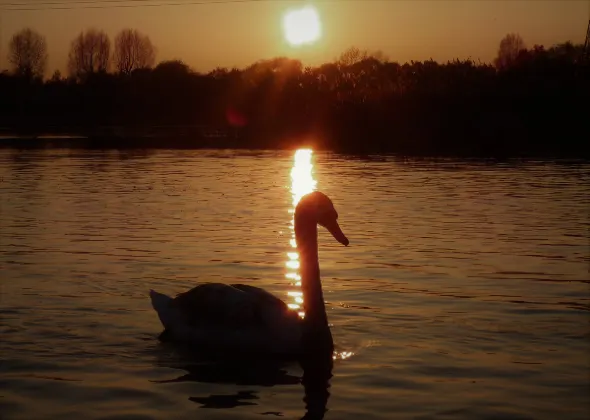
(2, 0), (270, 11)
(3, 0), (258, 5)
(0, 0), (382, 12)
(0, 0), (380, 12)
(0, 10), (3, 71)
(4, 0), (162, 2)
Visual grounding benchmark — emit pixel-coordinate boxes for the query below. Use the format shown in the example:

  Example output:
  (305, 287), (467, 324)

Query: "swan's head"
(295, 191), (349, 246)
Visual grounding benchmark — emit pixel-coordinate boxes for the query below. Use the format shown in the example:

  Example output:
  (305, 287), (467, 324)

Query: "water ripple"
(0, 150), (589, 420)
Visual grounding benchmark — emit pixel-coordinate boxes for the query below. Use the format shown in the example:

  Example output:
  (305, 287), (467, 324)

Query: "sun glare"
(282, 6), (322, 47)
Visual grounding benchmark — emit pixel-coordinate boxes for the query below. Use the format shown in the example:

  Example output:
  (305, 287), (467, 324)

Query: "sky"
(1, 0), (588, 75)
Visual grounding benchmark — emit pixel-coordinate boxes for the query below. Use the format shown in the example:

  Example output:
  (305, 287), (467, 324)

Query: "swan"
(149, 191), (349, 357)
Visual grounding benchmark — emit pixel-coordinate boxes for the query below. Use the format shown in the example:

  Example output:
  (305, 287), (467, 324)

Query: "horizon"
(1, 0), (588, 76)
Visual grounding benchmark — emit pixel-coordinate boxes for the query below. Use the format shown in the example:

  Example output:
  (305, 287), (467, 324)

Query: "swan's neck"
(295, 216), (327, 328)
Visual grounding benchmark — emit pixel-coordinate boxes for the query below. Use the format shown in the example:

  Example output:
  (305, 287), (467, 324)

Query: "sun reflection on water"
(286, 149), (317, 316)
(333, 351), (354, 361)
(286, 149), (355, 361)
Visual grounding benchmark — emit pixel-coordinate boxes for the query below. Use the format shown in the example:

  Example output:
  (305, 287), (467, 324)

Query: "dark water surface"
(1, 149), (589, 420)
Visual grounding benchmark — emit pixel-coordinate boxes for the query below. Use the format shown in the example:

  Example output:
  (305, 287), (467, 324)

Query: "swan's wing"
(151, 285), (302, 354)
(230, 284), (289, 312)
(171, 283), (258, 328)
(230, 284), (300, 334)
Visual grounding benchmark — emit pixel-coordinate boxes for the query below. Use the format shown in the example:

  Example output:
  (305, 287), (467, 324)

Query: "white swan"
(149, 191), (349, 357)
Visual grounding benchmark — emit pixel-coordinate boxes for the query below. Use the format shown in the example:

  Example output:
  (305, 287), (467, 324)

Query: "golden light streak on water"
(333, 351), (355, 360)
(286, 149), (317, 317)
(286, 149), (356, 360)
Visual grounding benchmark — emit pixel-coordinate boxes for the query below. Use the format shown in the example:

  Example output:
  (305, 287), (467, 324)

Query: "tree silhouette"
(337, 47), (368, 67)
(113, 29), (156, 75)
(337, 47), (387, 67)
(49, 70), (62, 83)
(7, 28), (48, 80)
(494, 33), (526, 69)
(67, 29), (111, 80)
(0, 31), (588, 158)
(153, 59), (192, 78)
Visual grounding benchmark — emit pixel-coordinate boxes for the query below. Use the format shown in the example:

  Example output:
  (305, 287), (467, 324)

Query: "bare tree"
(494, 33), (526, 69)
(67, 29), (111, 79)
(8, 28), (48, 79)
(113, 29), (156, 74)
(337, 47), (388, 67)
(337, 47), (368, 67)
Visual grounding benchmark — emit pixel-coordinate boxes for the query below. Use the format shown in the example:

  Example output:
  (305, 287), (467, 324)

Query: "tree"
(113, 29), (156, 74)
(494, 33), (526, 70)
(49, 70), (62, 83)
(337, 47), (388, 67)
(548, 42), (584, 62)
(337, 47), (369, 67)
(153, 60), (192, 78)
(7, 28), (48, 80)
(67, 29), (111, 79)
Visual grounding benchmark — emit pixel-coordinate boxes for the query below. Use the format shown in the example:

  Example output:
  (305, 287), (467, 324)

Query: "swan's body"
(150, 283), (303, 356)
(149, 191), (349, 357)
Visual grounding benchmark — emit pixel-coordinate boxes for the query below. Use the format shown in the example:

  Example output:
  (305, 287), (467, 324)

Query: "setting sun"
(282, 6), (322, 46)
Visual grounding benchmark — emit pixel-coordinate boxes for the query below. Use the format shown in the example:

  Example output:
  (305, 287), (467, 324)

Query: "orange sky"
(1, 0), (588, 75)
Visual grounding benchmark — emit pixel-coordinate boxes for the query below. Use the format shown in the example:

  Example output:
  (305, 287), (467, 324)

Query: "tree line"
(6, 27), (155, 80)
(1, 28), (588, 157)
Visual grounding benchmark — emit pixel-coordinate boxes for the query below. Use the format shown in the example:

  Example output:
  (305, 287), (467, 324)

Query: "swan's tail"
(150, 289), (171, 311)
(149, 289), (182, 329)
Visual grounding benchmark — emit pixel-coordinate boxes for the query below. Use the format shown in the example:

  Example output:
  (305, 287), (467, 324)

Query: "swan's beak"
(323, 219), (349, 246)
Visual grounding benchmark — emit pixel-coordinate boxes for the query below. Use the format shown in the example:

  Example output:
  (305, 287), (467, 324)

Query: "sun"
(282, 6), (322, 47)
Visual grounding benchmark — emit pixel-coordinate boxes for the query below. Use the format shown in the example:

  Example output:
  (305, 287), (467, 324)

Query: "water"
(1, 149), (589, 420)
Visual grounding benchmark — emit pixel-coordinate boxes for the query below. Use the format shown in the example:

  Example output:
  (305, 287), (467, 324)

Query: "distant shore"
(0, 134), (244, 150)
(1, 134), (588, 160)
(2, 40), (588, 160)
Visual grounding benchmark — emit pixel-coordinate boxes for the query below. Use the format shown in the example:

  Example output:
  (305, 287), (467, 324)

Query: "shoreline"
(0, 135), (588, 160)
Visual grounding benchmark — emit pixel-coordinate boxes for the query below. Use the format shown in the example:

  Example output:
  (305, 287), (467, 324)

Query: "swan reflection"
(154, 353), (300, 387)
(189, 391), (258, 409)
(153, 348), (300, 411)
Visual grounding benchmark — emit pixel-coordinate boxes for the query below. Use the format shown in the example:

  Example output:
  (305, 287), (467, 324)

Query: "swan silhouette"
(149, 191), (349, 357)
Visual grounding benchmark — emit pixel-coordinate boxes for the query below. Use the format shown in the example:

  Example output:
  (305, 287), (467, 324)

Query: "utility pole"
(0, 8), (3, 72)
(585, 20), (590, 60)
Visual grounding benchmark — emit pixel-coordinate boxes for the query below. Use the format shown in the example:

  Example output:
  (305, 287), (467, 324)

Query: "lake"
(1, 148), (588, 420)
